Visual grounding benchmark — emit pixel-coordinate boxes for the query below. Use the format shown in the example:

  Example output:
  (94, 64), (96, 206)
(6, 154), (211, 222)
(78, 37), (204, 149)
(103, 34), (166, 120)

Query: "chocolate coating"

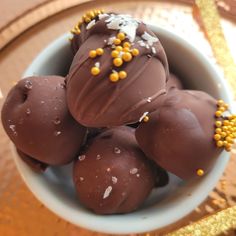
(67, 13), (169, 127)
(73, 126), (158, 214)
(136, 90), (222, 180)
(1, 76), (87, 165)
(17, 148), (48, 172)
(166, 73), (183, 91)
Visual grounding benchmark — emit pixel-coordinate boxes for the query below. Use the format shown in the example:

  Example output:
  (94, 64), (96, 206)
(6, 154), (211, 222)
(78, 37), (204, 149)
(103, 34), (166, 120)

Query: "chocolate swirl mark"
(71, 47), (113, 118)
(120, 88), (166, 121)
(93, 57), (154, 120)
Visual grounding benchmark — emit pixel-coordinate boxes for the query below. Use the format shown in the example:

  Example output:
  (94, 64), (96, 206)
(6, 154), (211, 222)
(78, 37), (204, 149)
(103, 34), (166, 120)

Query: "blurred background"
(0, 0), (236, 235)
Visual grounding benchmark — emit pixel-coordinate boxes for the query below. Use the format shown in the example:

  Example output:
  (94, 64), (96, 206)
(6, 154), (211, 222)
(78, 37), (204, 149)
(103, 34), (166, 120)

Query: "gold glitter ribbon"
(195, 0), (236, 98)
(167, 206), (236, 236)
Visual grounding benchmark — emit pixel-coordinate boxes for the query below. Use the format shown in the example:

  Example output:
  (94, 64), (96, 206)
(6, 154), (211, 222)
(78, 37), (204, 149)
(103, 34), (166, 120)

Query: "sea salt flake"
(147, 97), (152, 102)
(86, 19), (96, 30)
(9, 125), (16, 132)
(25, 80), (33, 89)
(95, 62), (100, 68)
(152, 47), (157, 54)
(96, 154), (102, 160)
(26, 108), (31, 115)
(103, 186), (112, 199)
(79, 177), (84, 181)
(107, 168), (111, 172)
(107, 19), (121, 30)
(53, 117), (61, 125)
(99, 13), (109, 20)
(78, 155), (86, 161)
(120, 24), (136, 42)
(136, 174), (140, 178)
(112, 176), (118, 184)
(114, 147), (121, 154)
(9, 125), (17, 136)
(107, 36), (116, 45)
(130, 168), (138, 175)
(54, 131), (61, 136)
(139, 111), (149, 122)
(141, 31), (159, 46)
(105, 14), (139, 42)
(138, 40), (146, 47)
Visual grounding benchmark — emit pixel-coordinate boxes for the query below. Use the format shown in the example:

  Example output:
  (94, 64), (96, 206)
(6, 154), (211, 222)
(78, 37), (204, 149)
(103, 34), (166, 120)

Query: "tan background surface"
(0, 1), (236, 235)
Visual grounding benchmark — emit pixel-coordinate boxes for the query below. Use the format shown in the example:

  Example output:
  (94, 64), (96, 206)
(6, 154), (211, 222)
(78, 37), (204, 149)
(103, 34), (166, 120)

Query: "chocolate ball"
(73, 126), (158, 214)
(17, 148), (48, 172)
(67, 13), (169, 127)
(1, 76), (87, 165)
(166, 73), (183, 91)
(135, 90), (223, 180)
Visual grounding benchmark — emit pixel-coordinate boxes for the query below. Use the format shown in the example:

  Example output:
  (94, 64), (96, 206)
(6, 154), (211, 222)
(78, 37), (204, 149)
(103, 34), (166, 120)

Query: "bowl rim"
(12, 25), (233, 234)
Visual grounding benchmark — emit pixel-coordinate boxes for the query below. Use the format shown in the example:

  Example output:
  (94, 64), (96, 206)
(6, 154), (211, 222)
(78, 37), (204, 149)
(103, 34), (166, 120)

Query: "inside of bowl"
(18, 27), (231, 233)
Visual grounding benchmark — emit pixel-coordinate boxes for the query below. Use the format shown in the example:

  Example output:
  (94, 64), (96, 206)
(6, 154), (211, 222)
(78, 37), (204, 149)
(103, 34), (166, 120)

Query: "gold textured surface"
(196, 0), (236, 98)
(168, 206), (236, 236)
(0, 1), (236, 235)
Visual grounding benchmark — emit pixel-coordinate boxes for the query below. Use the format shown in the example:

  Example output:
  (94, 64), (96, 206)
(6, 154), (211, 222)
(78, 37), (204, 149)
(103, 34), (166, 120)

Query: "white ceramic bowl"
(12, 25), (233, 234)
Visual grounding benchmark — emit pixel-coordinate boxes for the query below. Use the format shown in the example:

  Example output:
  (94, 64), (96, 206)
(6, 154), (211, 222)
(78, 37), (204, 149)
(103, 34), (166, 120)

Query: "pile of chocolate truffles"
(2, 10), (236, 215)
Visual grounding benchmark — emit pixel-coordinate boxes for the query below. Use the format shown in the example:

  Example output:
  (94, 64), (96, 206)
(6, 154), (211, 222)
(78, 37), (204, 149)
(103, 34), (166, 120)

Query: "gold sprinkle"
(89, 50), (97, 58)
(223, 120), (230, 126)
(217, 140), (223, 147)
(215, 110), (222, 117)
(117, 32), (126, 41)
(109, 73), (119, 82)
(119, 71), (127, 80)
(114, 38), (121, 45)
(113, 58), (123, 67)
(123, 47), (130, 52)
(215, 128), (222, 134)
(143, 116), (149, 122)
(77, 20), (83, 26)
(123, 42), (131, 48)
(197, 169), (204, 176)
(122, 52), (132, 62)
(215, 121), (222, 127)
(96, 48), (104, 55)
(219, 106), (225, 112)
(217, 100), (224, 107)
(87, 11), (95, 18)
(214, 134), (221, 141)
(224, 103), (229, 109)
(116, 46), (123, 52)
(91, 67), (100, 76)
(221, 132), (227, 138)
(84, 17), (91, 23)
(132, 48), (140, 56)
(111, 50), (119, 58)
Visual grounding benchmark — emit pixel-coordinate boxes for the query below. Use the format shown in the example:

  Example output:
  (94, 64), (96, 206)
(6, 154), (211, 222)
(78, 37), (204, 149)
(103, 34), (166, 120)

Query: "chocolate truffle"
(1, 76), (87, 165)
(67, 13), (169, 127)
(17, 148), (48, 172)
(73, 126), (160, 214)
(166, 73), (183, 91)
(136, 90), (224, 180)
